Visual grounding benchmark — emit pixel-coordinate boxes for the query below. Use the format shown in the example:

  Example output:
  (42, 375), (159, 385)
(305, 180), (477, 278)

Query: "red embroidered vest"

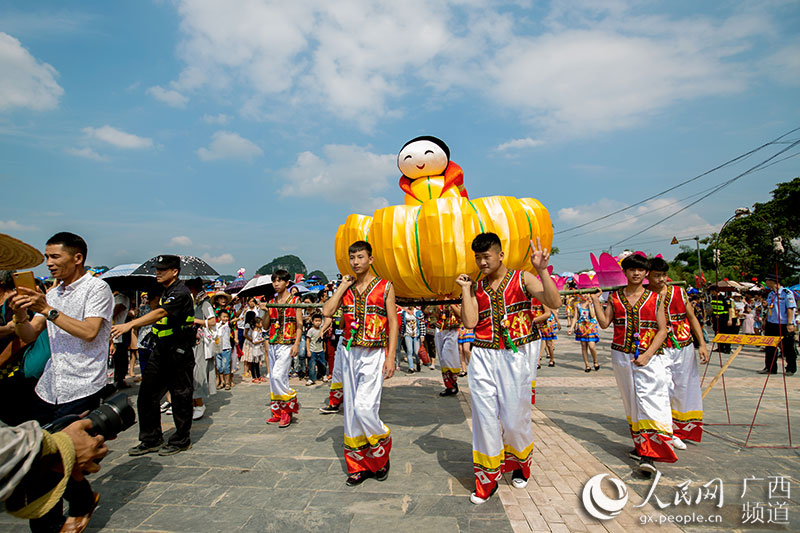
(474, 270), (539, 350)
(664, 286), (693, 348)
(268, 295), (299, 345)
(611, 289), (661, 353)
(342, 277), (390, 348)
(436, 305), (461, 329)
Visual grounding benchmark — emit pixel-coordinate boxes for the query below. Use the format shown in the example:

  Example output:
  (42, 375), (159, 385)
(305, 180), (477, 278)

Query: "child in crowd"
(215, 310), (233, 390)
(536, 305), (560, 367)
(241, 312), (265, 383)
(568, 294), (600, 372)
(306, 313), (327, 385)
(457, 324), (473, 377)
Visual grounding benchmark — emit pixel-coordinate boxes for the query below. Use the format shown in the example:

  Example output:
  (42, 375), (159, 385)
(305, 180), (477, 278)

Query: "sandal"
(60, 492), (100, 532)
(594, 364), (600, 371)
(548, 361), (555, 367)
(225, 385), (231, 390)
(585, 367), (591, 373)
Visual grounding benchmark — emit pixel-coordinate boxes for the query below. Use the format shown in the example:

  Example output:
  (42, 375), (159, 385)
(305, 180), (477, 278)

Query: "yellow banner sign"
(712, 334), (782, 347)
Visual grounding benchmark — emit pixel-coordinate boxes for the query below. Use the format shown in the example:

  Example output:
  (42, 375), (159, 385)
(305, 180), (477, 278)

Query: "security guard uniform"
(710, 293), (732, 354)
(137, 275), (196, 448)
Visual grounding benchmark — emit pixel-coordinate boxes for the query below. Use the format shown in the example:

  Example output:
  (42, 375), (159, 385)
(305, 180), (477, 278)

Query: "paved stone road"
(2, 325), (797, 532)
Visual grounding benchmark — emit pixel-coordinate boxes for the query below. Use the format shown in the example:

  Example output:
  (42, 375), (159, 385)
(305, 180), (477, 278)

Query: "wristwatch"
(46, 309), (60, 322)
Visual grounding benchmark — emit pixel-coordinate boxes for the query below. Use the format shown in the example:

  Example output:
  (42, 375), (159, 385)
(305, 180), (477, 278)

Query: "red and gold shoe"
(278, 412), (292, 428)
(266, 414), (281, 424)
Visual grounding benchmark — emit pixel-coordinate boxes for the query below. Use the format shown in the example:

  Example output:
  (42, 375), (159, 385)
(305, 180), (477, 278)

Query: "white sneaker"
(165, 406), (173, 415)
(672, 437), (687, 450)
(160, 401), (171, 413)
(429, 364), (435, 370)
(511, 477), (528, 489)
(305, 379), (315, 386)
(470, 491), (492, 505)
(192, 405), (206, 420)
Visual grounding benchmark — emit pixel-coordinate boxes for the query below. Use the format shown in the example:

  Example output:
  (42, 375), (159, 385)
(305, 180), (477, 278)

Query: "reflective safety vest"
(710, 298), (728, 316)
(152, 302), (194, 340)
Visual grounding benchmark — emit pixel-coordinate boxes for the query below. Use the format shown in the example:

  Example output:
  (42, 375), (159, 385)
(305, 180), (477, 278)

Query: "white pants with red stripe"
(342, 345), (391, 474)
(663, 345), (703, 442)
(435, 328), (460, 388)
(469, 342), (535, 499)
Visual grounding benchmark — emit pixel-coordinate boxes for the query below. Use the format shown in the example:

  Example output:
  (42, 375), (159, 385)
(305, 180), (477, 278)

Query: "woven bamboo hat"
(0, 233), (44, 270)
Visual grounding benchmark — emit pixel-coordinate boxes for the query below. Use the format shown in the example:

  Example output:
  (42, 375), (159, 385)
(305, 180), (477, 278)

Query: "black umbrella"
(100, 263), (160, 293)
(132, 255), (219, 280)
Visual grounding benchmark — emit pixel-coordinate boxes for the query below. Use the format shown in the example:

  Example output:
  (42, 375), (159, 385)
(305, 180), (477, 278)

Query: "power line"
(554, 126), (800, 236)
(557, 184), (720, 243)
(610, 139), (800, 248)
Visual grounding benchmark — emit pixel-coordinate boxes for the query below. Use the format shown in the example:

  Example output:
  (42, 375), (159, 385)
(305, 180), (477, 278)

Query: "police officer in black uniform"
(111, 255), (196, 456)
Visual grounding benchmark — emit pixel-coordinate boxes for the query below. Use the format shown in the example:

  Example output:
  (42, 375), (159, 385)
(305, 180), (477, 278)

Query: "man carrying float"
(323, 241), (398, 486)
(458, 232), (560, 505)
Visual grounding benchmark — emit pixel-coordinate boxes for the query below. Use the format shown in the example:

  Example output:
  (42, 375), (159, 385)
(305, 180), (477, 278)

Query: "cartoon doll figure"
(397, 136), (469, 205)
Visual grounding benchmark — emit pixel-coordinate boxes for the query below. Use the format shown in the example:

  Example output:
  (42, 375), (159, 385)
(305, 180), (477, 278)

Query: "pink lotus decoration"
(589, 251), (663, 287)
(576, 272), (600, 289)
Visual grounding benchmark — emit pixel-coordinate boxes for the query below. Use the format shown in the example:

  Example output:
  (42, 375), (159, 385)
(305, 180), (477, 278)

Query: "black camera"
(43, 392), (136, 440)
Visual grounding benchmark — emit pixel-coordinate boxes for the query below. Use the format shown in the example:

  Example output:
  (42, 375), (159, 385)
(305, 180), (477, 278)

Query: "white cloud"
(557, 197), (717, 243)
(196, 131), (263, 161)
(202, 113), (229, 124)
(278, 144), (395, 212)
(201, 252), (235, 265)
(0, 219), (37, 231)
(83, 125), (153, 149)
(765, 42), (800, 86)
(66, 146), (108, 161)
(0, 32), (63, 111)
(496, 138), (544, 151)
(147, 85), (189, 108)
(155, 2), (777, 135)
(169, 235), (192, 247)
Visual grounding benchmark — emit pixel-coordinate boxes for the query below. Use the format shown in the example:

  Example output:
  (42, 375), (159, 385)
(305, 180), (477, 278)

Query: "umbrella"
(224, 278), (247, 294)
(132, 255), (219, 281)
(100, 263), (159, 293)
(238, 275), (275, 300)
(708, 280), (738, 292)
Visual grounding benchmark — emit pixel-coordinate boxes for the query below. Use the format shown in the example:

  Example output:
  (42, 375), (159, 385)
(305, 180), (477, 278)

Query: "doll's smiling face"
(397, 140), (448, 179)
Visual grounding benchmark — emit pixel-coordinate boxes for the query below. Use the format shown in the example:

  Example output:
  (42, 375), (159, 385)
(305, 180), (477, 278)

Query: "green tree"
(307, 270), (329, 283)
(256, 255), (308, 278)
(671, 177), (800, 285)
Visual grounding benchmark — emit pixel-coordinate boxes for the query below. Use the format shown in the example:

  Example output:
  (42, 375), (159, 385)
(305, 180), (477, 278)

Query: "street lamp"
(670, 235), (703, 279)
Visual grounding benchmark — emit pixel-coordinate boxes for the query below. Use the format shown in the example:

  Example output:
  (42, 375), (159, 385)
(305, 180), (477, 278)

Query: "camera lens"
(86, 392), (136, 439)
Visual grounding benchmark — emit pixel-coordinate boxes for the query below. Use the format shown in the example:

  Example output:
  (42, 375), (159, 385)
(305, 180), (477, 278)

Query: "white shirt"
(36, 273), (114, 404)
(217, 323), (231, 350)
(112, 293), (130, 343)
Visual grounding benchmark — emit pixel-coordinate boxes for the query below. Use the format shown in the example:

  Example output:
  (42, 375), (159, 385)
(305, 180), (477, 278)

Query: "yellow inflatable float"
(334, 136), (553, 299)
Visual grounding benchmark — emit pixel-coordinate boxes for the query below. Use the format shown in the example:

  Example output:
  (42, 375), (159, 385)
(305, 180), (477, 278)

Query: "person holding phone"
(11, 232), (114, 533)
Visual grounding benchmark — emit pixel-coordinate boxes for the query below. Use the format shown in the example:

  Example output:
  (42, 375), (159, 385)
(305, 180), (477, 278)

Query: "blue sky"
(1, 0), (799, 279)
